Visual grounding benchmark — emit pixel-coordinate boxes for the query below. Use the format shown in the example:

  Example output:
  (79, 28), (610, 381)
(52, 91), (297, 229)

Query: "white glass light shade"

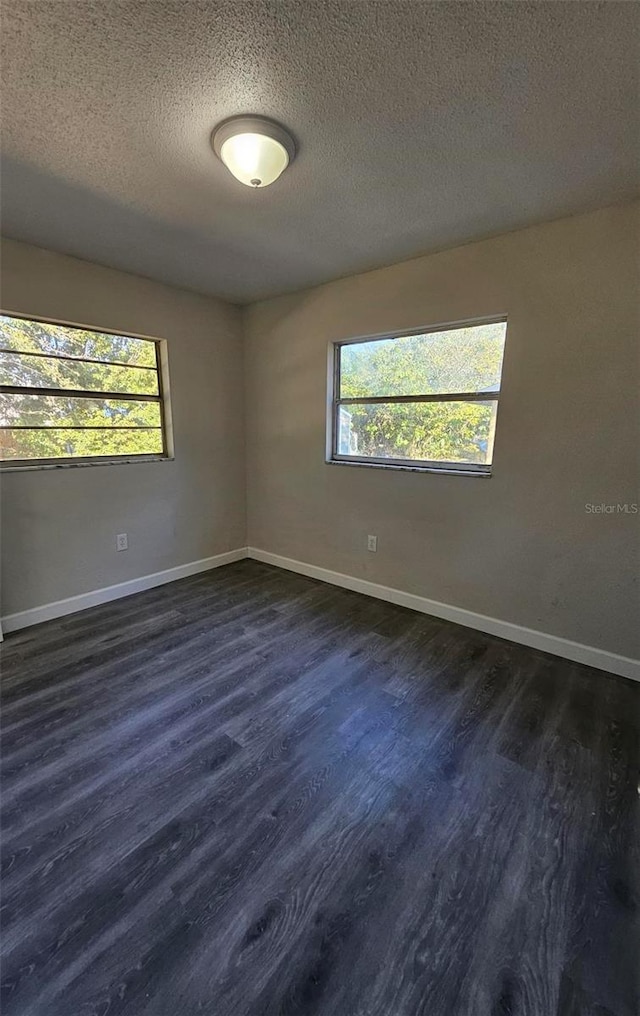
(220, 132), (289, 188)
(212, 116), (296, 189)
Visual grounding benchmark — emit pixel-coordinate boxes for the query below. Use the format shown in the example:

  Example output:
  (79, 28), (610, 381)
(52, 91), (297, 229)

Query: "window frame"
(327, 316), (507, 477)
(0, 310), (174, 471)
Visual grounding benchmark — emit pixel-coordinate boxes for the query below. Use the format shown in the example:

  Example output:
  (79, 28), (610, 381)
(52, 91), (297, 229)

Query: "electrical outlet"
(367, 535), (377, 552)
(116, 533), (128, 552)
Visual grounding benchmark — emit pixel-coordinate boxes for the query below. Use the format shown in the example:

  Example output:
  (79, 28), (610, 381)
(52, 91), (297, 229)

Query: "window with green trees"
(0, 314), (171, 468)
(331, 320), (507, 473)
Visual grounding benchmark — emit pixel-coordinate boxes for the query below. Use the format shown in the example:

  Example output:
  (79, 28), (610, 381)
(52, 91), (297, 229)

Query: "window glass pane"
(0, 315), (168, 466)
(0, 315), (156, 366)
(0, 428), (163, 461)
(0, 393), (161, 429)
(339, 322), (506, 398)
(0, 351), (159, 395)
(336, 400), (498, 466)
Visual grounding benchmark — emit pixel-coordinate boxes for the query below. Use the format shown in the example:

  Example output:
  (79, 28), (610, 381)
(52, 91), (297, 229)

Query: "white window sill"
(0, 455), (174, 473)
(326, 458), (491, 478)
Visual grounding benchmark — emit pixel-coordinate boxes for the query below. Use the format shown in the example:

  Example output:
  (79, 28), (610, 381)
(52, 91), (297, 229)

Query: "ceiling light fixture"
(211, 116), (296, 188)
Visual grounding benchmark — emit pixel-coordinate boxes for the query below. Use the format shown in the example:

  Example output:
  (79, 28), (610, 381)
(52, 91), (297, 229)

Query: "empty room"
(0, 2), (638, 1015)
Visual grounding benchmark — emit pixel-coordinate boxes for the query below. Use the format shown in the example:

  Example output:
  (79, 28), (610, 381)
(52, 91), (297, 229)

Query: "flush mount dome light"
(211, 116), (296, 188)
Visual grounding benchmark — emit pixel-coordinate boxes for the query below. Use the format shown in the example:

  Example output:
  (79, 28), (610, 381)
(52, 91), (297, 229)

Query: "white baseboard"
(1, 548), (248, 634)
(248, 547), (640, 683)
(3, 544), (637, 682)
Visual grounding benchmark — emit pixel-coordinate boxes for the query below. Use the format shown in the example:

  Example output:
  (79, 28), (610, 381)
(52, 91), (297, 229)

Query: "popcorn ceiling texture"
(1, 0), (638, 303)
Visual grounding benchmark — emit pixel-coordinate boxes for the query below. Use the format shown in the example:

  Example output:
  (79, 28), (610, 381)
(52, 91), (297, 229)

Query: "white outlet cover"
(367, 535), (377, 552)
(116, 533), (128, 551)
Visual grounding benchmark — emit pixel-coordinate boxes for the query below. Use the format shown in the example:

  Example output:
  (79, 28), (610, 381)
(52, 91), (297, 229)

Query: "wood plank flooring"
(1, 559), (638, 1016)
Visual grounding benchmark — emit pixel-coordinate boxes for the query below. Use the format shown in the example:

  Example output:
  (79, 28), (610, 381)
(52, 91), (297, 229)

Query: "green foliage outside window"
(0, 316), (165, 463)
(336, 323), (506, 466)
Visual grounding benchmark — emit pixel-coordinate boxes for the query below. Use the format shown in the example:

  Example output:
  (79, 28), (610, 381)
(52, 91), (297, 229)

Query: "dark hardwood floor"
(1, 559), (638, 1016)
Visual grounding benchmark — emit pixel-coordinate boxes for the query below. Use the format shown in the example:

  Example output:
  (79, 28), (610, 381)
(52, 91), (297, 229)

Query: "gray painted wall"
(244, 203), (639, 659)
(2, 204), (638, 659)
(0, 239), (246, 616)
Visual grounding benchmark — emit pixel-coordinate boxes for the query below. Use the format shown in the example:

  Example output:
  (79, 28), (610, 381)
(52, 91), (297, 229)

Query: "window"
(329, 319), (507, 475)
(0, 314), (172, 469)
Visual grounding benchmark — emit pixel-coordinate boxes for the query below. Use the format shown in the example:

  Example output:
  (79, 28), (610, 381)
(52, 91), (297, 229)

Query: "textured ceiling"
(1, 1), (638, 304)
